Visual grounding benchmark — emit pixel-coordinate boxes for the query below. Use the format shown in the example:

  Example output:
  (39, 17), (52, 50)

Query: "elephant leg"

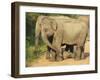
(80, 46), (85, 59)
(49, 50), (56, 61)
(57, 52), (64, 61)
(51, 43), (63, 61)
(52, 30), (63, 61)
(56, 47), (64, 61)
(46, 46), (51, 59)
(74, 46), (82, 60)
(73, 45), (77, 58)
(61, 46), (65, 59)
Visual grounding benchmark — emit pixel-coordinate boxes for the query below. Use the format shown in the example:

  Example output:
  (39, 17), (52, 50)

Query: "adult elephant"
(35, 15), (89, 61)
(35, 16), (59, 60)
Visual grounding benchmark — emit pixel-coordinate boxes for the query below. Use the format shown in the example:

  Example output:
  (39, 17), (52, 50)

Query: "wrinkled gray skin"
(35, 15), (89, 61)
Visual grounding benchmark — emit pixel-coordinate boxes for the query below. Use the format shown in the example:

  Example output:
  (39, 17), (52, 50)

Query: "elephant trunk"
(35, 20), (56, 51)
(41, 31), (57, 52)
(35, 16), (58, 52)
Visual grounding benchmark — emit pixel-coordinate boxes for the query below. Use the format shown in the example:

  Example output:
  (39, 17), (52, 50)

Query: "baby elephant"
(46, 46), (64, 61)
(47, 44), (75, 61)
(47, 44), (85, 61)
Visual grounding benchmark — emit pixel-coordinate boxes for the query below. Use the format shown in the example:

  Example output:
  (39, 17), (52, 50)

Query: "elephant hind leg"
(74, 46), (82, 60)
(80, 47), (85, 59)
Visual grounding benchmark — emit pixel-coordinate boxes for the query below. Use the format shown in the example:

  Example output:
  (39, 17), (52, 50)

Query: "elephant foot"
(74, 53), (85, 60)
(49, 57), (56, 62)
(74, 57), (81, 60)
(81, 53), (85, 59)
(56, 56), (64, 61)
(49, 56), (56, 62)
(74, 53), (81, 60)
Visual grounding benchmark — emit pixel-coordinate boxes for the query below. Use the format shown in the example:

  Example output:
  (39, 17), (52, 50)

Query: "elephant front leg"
(46, 46), (51, 59)
(51, 44), (63, 61)
(56, 47), (64, 61)
(46, 46), (57, 61)
(49, 50), (56, 61)
(52, 31), (64, 61)
(56, 52), (64, 61)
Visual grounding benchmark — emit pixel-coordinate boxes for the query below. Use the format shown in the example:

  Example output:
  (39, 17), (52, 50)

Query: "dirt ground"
(28, 41), (90, 67)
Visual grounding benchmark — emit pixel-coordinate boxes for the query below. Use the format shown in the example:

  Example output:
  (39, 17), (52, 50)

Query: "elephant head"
(35, 16), (57, 51)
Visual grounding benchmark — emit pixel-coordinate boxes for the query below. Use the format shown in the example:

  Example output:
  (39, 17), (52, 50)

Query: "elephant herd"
(35, 15), (89, 61)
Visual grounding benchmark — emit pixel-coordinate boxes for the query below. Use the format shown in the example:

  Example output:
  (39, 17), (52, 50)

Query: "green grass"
(26, 44), (47, 67)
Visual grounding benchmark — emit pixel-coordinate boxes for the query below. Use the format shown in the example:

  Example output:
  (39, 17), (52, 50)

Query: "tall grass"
(26, 43), (47, 67)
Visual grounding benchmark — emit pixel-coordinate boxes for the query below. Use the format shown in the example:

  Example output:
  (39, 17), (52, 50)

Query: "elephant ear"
(50, 19), (57, 31)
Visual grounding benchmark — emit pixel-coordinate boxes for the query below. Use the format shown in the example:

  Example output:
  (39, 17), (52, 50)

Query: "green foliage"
(26, 13), (40, 46)
(26, 45), (47, 67)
